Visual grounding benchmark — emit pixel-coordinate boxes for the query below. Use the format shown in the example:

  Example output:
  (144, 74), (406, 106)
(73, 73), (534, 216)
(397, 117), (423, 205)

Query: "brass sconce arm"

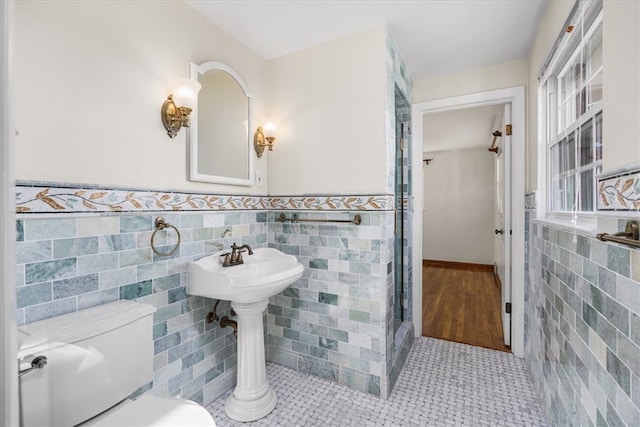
(161, 95), (194, 139)
(161, 78), (201, 139)
(254, 126), (276, 158)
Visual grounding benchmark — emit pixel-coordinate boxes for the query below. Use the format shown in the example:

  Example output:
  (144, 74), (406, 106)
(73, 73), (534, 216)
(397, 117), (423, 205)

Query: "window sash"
(543, 9), (603, 216)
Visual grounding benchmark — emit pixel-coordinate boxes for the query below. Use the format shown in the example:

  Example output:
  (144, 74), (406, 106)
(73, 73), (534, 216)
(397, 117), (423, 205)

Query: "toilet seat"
(82, 394), (216, 426)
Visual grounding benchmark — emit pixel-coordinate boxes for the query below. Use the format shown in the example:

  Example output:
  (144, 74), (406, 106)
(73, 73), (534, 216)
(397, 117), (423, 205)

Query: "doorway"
(411, 86), (525, 358)
(420, 102), (510, 351)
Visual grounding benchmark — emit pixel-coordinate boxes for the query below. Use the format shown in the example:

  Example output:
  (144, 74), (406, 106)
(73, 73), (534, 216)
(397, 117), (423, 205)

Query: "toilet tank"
(18, 300), (157, 427)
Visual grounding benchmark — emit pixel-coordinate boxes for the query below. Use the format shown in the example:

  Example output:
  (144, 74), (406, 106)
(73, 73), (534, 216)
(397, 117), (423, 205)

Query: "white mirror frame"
(189, 61), (254, 186)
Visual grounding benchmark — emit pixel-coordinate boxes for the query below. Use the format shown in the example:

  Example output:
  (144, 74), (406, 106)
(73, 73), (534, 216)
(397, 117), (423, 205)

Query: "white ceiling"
(185, 0), (547, 80)
(423, 104), (505, 153)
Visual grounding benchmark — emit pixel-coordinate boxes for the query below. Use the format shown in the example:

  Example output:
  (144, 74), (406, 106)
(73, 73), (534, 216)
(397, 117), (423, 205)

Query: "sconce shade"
(170, 77), (201, 110)
(263, 121), (277, 134)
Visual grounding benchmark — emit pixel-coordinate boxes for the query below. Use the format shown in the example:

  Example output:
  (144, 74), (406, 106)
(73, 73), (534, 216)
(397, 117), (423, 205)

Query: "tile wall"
(14, 184), (406, 404)
(384, 28), (415, 396)
(16, 210), (267, 404)
(526, 200), (640, 425)
(267, 210), (392, 397)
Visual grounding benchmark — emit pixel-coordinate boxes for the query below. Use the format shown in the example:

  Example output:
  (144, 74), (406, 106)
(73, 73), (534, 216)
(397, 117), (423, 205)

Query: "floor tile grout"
(207, 337), (548, 426)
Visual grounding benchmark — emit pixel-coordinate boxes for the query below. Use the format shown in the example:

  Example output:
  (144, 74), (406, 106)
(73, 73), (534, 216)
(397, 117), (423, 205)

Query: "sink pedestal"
(224, 299), (277, 422)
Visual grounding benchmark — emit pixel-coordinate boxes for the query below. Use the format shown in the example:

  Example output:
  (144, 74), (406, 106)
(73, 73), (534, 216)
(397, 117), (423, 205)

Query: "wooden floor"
(422, 260), (510, 352)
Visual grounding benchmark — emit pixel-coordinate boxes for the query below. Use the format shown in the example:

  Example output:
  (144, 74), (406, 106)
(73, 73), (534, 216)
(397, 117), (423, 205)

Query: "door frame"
(1, 0), (18, 424)
(411, 86), (525, 358)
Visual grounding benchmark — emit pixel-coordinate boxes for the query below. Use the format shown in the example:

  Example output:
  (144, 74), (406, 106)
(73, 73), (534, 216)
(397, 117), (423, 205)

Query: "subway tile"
(632, 250), (640, 283)
(350, 262), (371, 275)
(99, 234), (136, 252)
(25, 258), (76, 285)
(182, 351), (205, 376)
(617, 275), (640, 315)
(16, 240), (52, 264)
(168, 287), (188, 304)
(632, 373), (640, 412)
(17, 282), (52, 309)
(632, 313), (640, 347)
(24, 218), (76, 240)
(120, 216), (152, 233)
(16, 220), (24, 241)
(181, 214), (203, 228)
(153, 274), (181, 292)
(154, 331), (181, 355)
(618, 332), (640, 378)
(77, 288), (119, 310)
(309, 258), (328, 270)
(168, 341), (194, 363)
(99, 267), (137, 289)
(119, 248), (152, 268)
(318, 292), (338, 305)
(53, 273), (99, 299)
(119, 280), (152, 300)
(223, 212), (241, 226)
(591, 240), (608, 267)
(53, 236), (99, 259)
(77, 252), (119, 275)
(349, 309), (371, 324)
(598, 266), (617, 298)
(25, 297), (76, 324)
(577, 235), (591, 258)
(137, 262), (168, 281)
(77, 216), (119, 237)
(607, 245), (631, 278)
(319, 337), (338, 351)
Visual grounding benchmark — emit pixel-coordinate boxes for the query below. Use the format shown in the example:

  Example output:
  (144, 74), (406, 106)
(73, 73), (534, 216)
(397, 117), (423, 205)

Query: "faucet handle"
(221, 253), (231, 266)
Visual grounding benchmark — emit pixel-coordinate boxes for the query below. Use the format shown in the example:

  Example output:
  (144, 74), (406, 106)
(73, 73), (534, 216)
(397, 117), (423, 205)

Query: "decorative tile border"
(597, 168), (640, 211)
(15, 185), (268, 214)
(269, 195), (393, 211)
(15, 183), (393, 214)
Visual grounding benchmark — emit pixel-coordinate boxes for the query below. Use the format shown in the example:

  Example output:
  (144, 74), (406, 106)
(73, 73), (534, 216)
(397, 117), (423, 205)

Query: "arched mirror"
(189, 61), (253, 186)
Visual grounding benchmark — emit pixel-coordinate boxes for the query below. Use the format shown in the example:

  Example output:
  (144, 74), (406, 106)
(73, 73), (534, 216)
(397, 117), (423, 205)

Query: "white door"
(495, 103), (512, 346)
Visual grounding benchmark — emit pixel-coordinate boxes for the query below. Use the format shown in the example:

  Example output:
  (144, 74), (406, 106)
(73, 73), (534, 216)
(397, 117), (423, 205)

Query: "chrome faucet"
(221, 243), (253, 267)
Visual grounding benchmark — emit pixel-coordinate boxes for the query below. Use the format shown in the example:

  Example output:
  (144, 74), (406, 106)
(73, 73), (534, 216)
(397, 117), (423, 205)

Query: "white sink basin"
(186, 248), (304, 303)
(187, 247), (304, 422)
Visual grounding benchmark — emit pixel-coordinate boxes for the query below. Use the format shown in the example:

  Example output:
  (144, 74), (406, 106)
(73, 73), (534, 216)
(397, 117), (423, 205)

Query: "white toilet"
(18, 300), (217, 427)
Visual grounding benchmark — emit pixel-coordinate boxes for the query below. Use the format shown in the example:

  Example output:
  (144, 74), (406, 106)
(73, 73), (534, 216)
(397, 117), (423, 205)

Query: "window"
(539, 1), (603, 219)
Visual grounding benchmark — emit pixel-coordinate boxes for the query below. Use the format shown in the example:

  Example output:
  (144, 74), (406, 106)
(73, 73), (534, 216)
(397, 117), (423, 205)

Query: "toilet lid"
(83, 395), (216, 427)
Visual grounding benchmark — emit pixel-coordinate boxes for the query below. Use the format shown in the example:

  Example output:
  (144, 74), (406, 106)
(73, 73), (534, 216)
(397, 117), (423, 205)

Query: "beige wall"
(267, 27), (388, 195)
(423, 147), (496, 264)
(602, 0), (640, 172)
(413, 59), (528, 104)
(413, 59), (530, 188)
(14, 1), (268, 193)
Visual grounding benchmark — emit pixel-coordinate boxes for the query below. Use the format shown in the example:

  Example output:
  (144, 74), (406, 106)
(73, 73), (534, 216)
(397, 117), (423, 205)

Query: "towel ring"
(151, 217), (181, 257)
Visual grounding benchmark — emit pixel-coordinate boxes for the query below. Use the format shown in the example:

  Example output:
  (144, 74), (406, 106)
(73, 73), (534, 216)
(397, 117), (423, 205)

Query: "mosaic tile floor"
(207, 337), (548, 426)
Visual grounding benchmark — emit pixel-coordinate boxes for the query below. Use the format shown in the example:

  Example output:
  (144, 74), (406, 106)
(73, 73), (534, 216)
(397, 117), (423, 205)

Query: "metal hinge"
(506, 124), (512, 136)
(505, 303), (512, 314)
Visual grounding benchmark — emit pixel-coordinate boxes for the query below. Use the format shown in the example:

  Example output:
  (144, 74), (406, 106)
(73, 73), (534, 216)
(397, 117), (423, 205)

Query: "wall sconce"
(253, 121), (277, 158)
(161, 77), (202, 138)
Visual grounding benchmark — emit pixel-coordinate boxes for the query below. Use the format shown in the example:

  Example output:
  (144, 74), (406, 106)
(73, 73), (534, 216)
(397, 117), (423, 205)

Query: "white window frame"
(538, 1), (603, 232)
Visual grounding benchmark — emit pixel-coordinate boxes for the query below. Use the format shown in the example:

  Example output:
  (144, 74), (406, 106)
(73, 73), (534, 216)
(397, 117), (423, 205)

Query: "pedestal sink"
(186, 248), (304, 422)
